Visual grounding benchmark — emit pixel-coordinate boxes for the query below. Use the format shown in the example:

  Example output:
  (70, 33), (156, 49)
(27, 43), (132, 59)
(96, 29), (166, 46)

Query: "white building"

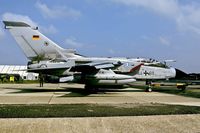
(0, 65), (38, 80)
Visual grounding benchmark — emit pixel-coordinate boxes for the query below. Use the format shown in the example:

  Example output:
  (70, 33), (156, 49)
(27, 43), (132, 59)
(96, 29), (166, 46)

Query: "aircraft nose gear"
(146, 85), (152, 92)
(145, 80), (152, 92)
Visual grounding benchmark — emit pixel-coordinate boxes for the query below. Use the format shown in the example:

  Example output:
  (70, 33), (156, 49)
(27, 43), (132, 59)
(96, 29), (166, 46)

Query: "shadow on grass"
(130, 85), (200, 98)
(152, 87), (200, 98)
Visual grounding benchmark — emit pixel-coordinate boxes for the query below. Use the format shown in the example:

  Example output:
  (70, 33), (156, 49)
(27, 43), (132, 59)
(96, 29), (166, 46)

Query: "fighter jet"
(3, 21), (176, 91)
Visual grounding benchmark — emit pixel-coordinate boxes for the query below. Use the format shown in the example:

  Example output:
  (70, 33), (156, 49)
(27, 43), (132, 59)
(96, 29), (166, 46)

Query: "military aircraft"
(3, 21), (177, 91)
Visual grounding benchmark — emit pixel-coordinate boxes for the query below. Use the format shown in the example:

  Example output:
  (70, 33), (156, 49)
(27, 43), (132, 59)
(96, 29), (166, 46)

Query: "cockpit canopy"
(137, 58), (169, 68)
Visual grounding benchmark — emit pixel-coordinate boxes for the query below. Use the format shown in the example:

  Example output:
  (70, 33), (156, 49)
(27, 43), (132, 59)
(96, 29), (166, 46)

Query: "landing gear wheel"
(146, 87), (152, 92)
(145, 80), (152, 92)
(145, 83), (152, 92)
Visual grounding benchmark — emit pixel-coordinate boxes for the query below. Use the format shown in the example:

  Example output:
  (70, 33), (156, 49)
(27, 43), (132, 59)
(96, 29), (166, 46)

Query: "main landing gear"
(85, 84), (99, 93)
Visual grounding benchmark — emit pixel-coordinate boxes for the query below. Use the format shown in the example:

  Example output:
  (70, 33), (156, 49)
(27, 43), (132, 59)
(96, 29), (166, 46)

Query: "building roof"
(0, 65), (38, 77)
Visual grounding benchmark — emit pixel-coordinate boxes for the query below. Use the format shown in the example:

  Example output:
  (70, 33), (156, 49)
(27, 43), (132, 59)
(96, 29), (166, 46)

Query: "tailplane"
(3, 21), (77, 60)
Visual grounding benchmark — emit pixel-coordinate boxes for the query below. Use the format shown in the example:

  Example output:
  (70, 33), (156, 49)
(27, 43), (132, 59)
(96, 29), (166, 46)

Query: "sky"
(0, 0), (200, 73)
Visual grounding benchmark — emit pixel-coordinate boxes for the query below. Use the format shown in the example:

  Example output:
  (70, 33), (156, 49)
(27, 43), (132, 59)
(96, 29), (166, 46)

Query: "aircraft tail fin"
(3, 21), (65, 60)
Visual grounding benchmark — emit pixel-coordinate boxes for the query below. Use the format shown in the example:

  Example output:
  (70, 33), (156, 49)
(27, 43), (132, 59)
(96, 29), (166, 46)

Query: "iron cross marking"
(144, 70), (150, 76)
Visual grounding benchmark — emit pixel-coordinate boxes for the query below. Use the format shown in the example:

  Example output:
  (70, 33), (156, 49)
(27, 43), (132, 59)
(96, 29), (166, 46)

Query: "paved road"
(0, 83), (200, 106)
(1, 115), (200, 133)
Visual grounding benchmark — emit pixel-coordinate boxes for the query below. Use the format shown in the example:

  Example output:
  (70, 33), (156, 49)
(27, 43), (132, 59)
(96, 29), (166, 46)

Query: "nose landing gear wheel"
(145, 80), (152, 92)
(146, 86), (152, 92)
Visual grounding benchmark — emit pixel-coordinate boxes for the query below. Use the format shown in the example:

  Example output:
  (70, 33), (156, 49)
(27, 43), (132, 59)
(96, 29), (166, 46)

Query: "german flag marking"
(32, 35), (40, 40)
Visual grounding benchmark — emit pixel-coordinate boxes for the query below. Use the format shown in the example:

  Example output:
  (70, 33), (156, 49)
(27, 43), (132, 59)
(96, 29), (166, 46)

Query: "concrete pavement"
(0, 83), (200, 106)
(0, 115), (200, 133)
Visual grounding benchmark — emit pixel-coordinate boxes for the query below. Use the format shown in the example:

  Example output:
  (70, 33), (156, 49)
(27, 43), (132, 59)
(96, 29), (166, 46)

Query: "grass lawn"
(0, 103), (200, 118)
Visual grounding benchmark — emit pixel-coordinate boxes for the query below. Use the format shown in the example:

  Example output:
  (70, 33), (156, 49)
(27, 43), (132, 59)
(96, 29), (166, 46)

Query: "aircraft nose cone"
(175, 68), (188, 79)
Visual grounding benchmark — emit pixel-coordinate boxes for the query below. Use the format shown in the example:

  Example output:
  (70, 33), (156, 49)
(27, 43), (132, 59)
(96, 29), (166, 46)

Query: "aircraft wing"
(71, 61), (121, 72)
(27, 67), (69, 76)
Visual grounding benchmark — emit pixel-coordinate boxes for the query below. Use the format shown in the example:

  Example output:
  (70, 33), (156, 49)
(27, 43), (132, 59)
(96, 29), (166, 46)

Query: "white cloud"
(159, 36), (170, 46)
(40, 25), (58, 34)
(2, 12), (38, 27)
(111, 0), (200, 35)
(112, 0), (180, 18)
(65, 37), (84, 48)
(35, 1), (81, 19)
(108, 49), (115, 54)
(140, 35), (151, 40)
(0, 27), (5, 40)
